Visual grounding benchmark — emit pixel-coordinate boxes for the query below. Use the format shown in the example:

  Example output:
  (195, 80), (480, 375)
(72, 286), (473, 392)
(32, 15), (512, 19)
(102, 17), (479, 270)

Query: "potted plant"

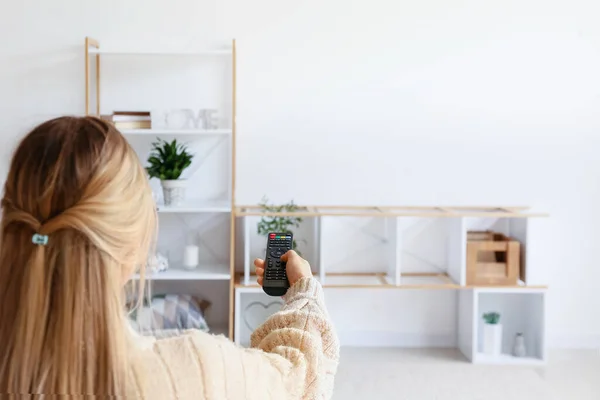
(482, 312), (502, 356)
(256, 197), (303, 254)
(146, 138), (194, 206)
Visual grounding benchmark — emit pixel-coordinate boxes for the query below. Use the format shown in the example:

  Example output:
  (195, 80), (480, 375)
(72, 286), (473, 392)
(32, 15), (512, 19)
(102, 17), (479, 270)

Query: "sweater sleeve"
(143, 278), (339, 400)
(250, 277), (340, 400)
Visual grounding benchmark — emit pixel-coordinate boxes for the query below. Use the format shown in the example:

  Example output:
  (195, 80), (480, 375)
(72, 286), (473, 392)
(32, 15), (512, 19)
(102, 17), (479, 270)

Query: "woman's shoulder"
(133, 330), (296, 400)
(151, 330), (238, 363)
(131, 330), (231, 399)
(150, 329), (229, 353)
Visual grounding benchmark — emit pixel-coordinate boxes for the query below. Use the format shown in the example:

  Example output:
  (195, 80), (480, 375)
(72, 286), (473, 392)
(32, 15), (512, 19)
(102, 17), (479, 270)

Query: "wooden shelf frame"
(85, 37), (549, 350)
(120, 128), (232, 136)
(234, 208), (549, 352)
(85, 37), (238, 340)
(235, 211), (548, 292)
(235, 272), (547, 290)
(84, 37), (100, 116)
(88, 48), (232, 56)
(235, 205), (548, 218)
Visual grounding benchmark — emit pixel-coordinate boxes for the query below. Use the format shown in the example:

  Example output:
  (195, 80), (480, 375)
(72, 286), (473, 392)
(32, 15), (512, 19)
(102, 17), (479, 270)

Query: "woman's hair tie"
(32, 233), (49, 246)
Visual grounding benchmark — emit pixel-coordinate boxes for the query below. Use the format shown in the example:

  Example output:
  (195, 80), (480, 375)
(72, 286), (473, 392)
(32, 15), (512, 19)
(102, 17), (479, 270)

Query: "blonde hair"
(0, 116), (157, 396)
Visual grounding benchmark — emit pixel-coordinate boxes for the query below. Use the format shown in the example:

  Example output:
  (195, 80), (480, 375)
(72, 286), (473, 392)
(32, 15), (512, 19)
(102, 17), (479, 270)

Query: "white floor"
(333, 348), (600, 400)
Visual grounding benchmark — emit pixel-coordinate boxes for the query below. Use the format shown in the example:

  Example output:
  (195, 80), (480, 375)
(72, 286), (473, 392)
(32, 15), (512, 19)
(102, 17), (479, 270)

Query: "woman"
(0, 116), (339, 399)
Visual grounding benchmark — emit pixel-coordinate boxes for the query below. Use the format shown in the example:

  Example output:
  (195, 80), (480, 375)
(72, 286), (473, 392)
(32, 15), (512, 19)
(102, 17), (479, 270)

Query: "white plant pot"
(483, 323), (503, 356)
(161, 180), (187, 206)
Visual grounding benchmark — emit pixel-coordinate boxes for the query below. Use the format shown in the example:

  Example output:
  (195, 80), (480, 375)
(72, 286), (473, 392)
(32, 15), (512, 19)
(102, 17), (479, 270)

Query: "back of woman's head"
(0, 116), (157, 396)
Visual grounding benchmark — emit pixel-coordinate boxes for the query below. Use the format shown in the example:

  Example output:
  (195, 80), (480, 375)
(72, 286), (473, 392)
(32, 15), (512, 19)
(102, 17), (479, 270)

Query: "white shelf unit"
(156, 200), (232, 213)
(233, 206), (549, 363)
(121, 129), (232, 136)
(460, 287), (547, 365)
(85, 37), (237, 337)
(234, 286), (284, 347)
(473, 353), (545, 366)
(133, 263), (231, 281)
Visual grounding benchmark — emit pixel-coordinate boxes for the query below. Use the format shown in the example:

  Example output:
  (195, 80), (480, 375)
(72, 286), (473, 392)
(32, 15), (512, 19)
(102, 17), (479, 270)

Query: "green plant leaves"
(146, 138), (194, 180)
(482, 312), (500, 324)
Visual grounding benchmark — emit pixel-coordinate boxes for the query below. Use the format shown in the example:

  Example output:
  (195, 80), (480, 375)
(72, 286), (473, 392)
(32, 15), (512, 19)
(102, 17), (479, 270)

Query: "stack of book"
(101, 111), (151, 130)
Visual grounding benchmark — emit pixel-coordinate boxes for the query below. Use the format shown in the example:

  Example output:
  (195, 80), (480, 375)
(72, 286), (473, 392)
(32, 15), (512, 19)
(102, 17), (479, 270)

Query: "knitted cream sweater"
(129, 278), (340, 399)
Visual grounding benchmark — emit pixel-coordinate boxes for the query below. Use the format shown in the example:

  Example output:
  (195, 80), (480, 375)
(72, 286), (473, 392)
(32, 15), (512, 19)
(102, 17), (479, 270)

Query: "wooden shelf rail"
(235, 205), (548, 218)
(235, 272), (548, 290)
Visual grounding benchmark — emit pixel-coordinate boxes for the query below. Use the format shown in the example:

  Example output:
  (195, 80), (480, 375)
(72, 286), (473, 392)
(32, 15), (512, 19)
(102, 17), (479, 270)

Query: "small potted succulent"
(482, 312), (502, 356)
(146, 138), (194, 206)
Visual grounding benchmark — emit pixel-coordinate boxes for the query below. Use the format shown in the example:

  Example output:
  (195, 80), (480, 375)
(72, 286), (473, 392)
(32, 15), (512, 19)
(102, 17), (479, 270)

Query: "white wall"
(1, 0), (600, 348)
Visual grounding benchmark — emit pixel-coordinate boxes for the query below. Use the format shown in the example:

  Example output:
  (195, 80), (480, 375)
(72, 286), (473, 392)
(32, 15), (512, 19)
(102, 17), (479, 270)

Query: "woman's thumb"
(281, 249), (297, 262)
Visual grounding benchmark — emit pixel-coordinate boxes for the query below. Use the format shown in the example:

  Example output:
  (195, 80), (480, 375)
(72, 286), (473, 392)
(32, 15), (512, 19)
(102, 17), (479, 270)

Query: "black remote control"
(263, 232), (292, 296)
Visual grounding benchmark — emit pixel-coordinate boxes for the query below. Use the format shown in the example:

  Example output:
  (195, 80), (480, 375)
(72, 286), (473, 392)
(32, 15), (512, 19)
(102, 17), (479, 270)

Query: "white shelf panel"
(235, 276), (322, 291)
(156, 200), (231, 213)
(474, 353), (545, 366)
(134, 264), (230, 281)
(401, 275), (452, 286)
(326, 274), (383, 286)
(88, 48), (232, 56)
(121, 129), (231, 136)
(474, 285), (547, 294)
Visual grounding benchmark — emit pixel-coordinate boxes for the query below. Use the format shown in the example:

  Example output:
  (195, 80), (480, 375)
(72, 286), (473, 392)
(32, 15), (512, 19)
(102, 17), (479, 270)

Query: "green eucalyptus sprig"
(257, 197), (303, 254)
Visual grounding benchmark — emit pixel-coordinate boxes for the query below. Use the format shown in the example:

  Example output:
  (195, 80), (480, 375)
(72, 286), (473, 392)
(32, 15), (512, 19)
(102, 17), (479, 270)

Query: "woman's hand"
(254, 250), (312, 287)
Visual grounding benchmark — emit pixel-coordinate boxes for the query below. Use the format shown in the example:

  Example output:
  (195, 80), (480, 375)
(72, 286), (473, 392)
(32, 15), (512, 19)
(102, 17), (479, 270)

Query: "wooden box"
(466, 231), (520, 286)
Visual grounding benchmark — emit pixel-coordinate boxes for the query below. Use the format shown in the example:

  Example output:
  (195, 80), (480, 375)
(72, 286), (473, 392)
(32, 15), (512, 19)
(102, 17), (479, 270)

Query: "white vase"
(513, 333), (527, 357)
(483, 323), (503, 356)
(161, 180), (186, 206)
(183, 245), (199, 269)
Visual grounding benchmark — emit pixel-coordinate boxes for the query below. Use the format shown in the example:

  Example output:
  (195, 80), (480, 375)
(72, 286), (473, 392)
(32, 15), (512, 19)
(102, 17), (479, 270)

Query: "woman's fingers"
(254, 258), (265, 268)
(279, 250), (312, 286)
(255, 259), (265, 286)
